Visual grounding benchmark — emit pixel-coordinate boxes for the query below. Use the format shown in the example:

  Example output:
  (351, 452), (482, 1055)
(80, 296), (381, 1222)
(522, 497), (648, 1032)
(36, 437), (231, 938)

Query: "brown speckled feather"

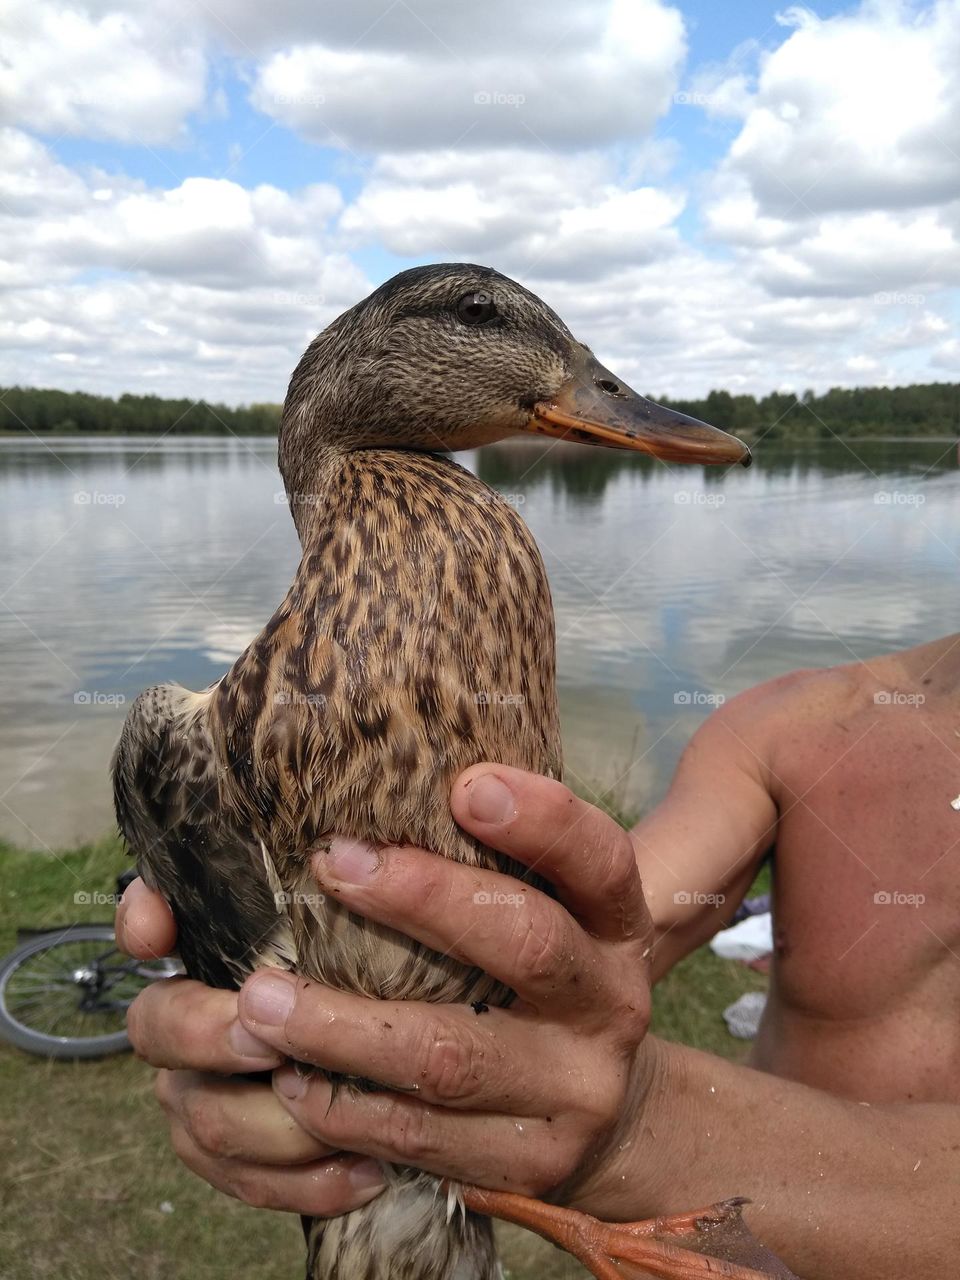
(113, 445), (560, 1279)
(217, 448), (560, 1003)
(115, 263), (584, 1279)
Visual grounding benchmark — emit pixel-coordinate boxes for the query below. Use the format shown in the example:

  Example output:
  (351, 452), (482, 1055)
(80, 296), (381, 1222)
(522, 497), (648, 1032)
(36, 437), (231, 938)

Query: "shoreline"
(1, 430), (958, 444)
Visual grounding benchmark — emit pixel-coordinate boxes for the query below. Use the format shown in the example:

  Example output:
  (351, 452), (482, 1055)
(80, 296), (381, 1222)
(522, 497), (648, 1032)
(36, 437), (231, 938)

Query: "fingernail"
(275, 1063), (308, 1100)
(348, 1157), (386, 1193)
(243, 971), (297, 1027)
(322, 837), (381, 885)
(467, 773), (516, 824)
(228, 1020), (281, 1063)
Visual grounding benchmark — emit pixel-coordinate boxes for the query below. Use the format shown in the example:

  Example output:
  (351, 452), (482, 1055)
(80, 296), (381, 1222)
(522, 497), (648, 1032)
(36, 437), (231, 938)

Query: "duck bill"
(529, 352), (751, 467)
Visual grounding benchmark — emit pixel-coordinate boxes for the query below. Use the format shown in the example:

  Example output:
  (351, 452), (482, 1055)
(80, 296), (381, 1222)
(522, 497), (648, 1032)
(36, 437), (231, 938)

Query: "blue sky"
(1, 0), (957, 403)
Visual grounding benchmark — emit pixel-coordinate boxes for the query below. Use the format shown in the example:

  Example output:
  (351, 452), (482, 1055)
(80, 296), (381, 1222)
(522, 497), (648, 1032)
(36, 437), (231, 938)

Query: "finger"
(115, 876), (178, 959)
(238, 974), (576, 1113)
(451, 765), (650, 942)
(166, 1117), (386, 1216)
(155, 1069), (335, 1165)
(310, 842), (602, 1015)
(271, 1069), (567, 1194)
(127, 977), (283, 1072)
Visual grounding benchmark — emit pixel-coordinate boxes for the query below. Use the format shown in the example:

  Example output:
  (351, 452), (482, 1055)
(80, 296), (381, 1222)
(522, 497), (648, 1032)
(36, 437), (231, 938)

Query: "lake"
(0, 433), (957, 849)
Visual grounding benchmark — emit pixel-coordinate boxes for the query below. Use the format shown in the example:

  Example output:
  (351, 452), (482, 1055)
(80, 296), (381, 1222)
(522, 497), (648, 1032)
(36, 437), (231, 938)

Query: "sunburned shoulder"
(690, 663), (875, 775)
(711, 664), (862, 736)
(699, 645), (950, 777)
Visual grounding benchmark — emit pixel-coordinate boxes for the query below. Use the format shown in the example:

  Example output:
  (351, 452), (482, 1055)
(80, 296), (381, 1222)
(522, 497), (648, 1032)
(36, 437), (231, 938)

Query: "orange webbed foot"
(454, 1185), (801, 1280)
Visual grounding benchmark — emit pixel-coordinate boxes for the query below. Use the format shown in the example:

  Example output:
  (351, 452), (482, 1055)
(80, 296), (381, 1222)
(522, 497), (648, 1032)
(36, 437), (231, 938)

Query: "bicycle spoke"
(1, 933), (147, 1046)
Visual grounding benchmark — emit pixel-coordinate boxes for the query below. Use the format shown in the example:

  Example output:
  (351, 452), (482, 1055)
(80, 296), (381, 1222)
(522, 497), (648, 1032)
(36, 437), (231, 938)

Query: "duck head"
(279, 263), (750, 499)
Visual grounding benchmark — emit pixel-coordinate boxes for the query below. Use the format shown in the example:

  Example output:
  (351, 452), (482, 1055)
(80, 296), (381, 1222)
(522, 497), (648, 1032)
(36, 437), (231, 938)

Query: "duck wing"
(112, 681), (295, 989)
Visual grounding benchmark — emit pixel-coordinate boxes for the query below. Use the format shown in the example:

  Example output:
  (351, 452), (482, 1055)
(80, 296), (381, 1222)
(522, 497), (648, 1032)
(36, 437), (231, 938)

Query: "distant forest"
(664, 383), (960, 441)
(0, 387), (280, 435)
(1, 381), (959, 440)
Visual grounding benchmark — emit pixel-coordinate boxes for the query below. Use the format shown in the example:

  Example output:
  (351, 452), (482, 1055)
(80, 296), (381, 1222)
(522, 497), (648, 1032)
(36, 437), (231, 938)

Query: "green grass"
(0, 835), (129, 953)
(0, 837), (767, 1279)
(652, 861), (770, 1058)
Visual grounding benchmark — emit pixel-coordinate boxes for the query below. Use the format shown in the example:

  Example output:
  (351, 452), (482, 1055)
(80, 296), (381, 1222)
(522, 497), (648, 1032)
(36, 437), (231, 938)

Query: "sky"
(1, 0), (958, 406)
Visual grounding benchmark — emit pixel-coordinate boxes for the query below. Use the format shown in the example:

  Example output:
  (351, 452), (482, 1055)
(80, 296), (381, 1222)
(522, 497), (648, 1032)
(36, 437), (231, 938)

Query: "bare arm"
(630, 686), (781, 979)
(615, 1035), (959, 1279)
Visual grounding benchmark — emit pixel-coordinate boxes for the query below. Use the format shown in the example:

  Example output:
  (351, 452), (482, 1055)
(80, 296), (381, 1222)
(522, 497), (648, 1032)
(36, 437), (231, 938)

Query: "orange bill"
(529, 349), (751, 467)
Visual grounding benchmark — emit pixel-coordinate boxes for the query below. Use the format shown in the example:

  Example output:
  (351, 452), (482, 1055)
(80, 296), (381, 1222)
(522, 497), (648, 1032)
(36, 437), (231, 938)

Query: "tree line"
(1, 381), (958, 439)
(662, 383), (960, 440)
(0, 387), (280, 435)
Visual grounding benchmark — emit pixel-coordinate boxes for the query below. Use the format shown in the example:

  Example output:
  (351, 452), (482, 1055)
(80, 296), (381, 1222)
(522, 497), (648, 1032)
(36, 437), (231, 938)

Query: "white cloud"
(930, 334), (960, 372)
(717, 0), (960, 217)
(0, 129), (347, 291)
(0, 272), (369, 403)
(677, 39), (760, 119)
(196, 0), (608, 55)
(0, 129), (368, 401)
(340, 149), (684, 277)
(696, 2), (960, 330)
(703, 182), (799, 247)
(0, 127), (90, 217)
(0, 0), (957, 405)
(753, 207), (960, 297)
(251, 0), (686, 151)
(2, 121), (949, 406)
(32, 176), (344, 289)
(511, 253), (944, 400)
(0, 1), (206, 143)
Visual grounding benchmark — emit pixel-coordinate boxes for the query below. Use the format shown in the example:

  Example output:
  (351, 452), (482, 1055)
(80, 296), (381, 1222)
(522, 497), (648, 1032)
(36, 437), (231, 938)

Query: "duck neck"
(281, 443), (350, 546)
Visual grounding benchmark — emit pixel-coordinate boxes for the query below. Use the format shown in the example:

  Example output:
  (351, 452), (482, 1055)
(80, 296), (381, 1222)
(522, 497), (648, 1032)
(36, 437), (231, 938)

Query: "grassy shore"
(0, 836), (766, 1280)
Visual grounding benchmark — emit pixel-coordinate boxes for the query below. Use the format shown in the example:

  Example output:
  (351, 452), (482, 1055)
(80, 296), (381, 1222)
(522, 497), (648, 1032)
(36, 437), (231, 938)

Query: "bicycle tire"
(0, 924), (140, 1059)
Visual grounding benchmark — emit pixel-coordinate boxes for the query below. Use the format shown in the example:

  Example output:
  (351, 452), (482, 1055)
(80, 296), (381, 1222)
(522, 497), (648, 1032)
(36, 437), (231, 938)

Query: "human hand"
(118, 765), (654, 1219)
(117, 877), (387, 1214)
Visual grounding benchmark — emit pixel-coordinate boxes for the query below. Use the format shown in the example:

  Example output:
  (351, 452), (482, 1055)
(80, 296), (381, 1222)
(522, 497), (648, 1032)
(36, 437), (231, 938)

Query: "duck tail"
(304, 1168), (500, 1280)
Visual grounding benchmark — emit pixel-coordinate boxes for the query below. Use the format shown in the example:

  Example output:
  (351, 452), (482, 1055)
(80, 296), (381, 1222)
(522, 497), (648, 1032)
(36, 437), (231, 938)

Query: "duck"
(112, 263), (784, 1280)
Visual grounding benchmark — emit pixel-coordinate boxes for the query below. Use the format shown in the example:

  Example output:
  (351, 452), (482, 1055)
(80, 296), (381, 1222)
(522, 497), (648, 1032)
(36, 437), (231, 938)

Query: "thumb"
(116, 875), (178, 958)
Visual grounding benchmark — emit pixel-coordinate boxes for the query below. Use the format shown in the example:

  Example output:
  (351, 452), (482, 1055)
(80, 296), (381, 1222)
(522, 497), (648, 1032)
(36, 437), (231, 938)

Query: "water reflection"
(0, 433), (956, 847)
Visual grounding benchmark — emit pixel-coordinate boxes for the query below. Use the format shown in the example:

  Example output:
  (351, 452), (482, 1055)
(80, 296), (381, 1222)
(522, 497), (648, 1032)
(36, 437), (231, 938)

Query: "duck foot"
(454, 1185), (801, 1280)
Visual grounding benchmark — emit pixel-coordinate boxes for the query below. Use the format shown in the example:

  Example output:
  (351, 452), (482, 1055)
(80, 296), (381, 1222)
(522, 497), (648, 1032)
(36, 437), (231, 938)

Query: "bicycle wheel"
(0, 924), (172, 1059)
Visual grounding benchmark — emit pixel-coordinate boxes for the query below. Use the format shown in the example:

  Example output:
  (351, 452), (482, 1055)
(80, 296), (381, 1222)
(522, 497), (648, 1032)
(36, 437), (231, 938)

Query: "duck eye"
(456, 291), (498, 326)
